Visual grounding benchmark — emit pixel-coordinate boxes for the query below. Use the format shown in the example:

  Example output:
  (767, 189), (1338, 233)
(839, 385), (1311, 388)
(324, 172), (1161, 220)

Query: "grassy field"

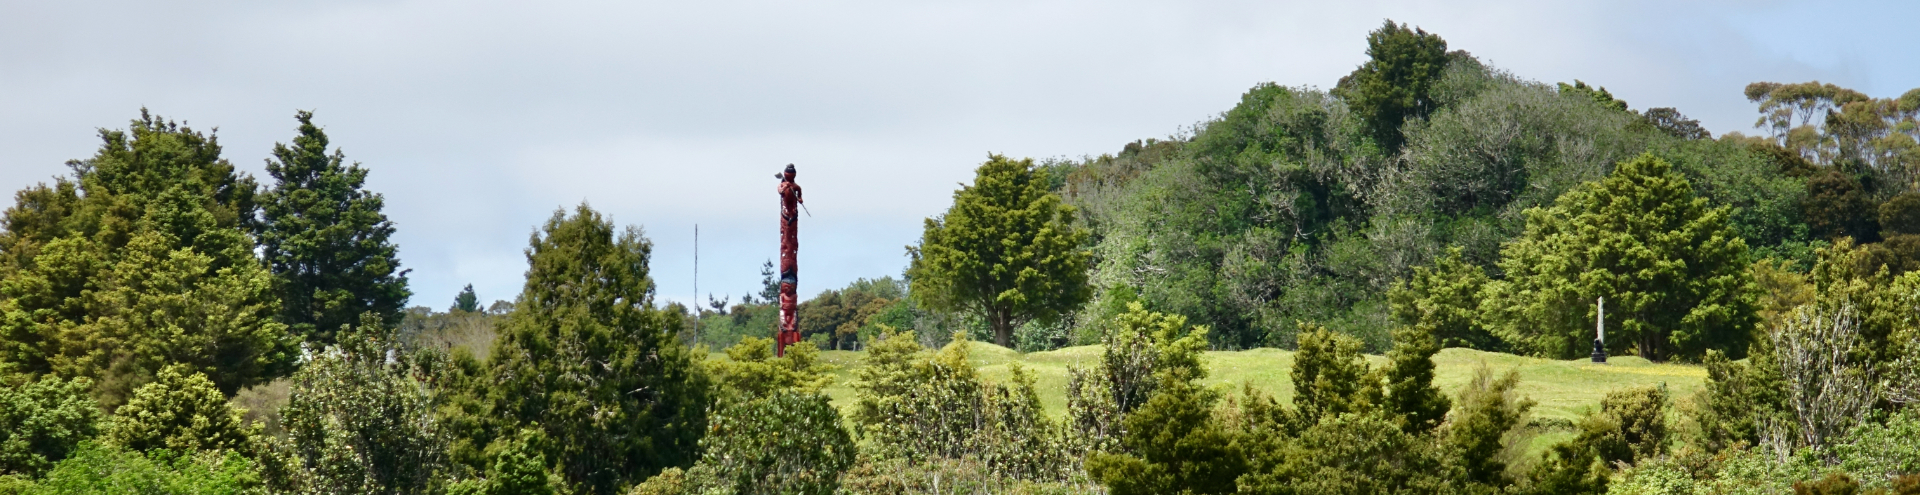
(796, 342), (1707, 425)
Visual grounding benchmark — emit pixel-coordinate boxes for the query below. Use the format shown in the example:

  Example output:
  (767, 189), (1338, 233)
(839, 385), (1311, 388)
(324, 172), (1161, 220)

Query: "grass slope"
(804, 342), (1705, 424)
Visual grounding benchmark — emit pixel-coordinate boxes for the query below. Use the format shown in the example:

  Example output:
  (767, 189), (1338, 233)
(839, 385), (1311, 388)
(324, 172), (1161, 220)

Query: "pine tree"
(258, 111), (410, 346)
(452, 284), (481, 313)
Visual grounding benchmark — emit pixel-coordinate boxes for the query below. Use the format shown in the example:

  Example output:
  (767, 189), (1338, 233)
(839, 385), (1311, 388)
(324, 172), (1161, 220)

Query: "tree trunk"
(991, 313), (1014, 348)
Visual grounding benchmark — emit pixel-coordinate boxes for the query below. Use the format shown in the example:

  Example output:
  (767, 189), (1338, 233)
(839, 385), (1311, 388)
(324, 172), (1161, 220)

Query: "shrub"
(0, 375), (99, 478)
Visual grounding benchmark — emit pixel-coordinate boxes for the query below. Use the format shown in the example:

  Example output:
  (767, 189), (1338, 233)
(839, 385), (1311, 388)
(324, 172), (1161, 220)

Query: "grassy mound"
(806, 342), (1705, 424)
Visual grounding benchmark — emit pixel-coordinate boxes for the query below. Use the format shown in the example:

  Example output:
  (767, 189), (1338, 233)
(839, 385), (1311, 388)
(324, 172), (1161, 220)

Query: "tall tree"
(258, 111), (410, 345)
(1336, 19), (1450, 152)
(1483, 153), (1758, 362)
(0, 112), (292, 405)
(907, 154), (1092, 347)
(450, 205), (707, 495)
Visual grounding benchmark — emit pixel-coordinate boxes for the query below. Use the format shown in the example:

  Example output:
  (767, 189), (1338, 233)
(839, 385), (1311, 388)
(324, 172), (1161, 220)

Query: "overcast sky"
(3, 0), (1915, 311)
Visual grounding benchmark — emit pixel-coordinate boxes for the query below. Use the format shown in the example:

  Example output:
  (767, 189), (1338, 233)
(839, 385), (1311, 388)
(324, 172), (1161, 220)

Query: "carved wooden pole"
(775, 164), (803, 356)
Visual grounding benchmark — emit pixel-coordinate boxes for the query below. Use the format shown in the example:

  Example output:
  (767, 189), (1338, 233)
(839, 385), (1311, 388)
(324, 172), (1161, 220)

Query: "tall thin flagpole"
(694, 224), (699, 337)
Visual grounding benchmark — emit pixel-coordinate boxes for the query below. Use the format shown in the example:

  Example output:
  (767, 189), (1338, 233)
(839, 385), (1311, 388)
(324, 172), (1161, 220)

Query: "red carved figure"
(776, 164), (803, 356)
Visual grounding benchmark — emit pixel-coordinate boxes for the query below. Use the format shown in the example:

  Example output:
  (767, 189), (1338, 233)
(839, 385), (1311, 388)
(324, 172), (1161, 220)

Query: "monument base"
(1590, 338), (1608, 364)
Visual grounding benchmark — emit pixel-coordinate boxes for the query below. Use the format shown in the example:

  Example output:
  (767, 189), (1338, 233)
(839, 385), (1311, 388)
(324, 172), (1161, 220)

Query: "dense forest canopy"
(3, 19), (1920, 495)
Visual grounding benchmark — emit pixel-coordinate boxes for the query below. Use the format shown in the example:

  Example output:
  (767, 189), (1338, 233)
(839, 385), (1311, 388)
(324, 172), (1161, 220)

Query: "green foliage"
(452, 285), (481, 313)
(1560, 81), (1630, 112)
(1086, 378), (1244, 495)
(1083, 303), (1242, 495)
(908, 154), (1092, 347)
(102, 364), (258, 455)
(1882, 193), (1920, 236)
(792, 276), (908, 349)
(1336, 19), (1451, 151)
(1687, 347), (1788, 454)
(19, 442), (263, 495)
(1580, 386), (1671, 466)
(1643, 107), (1712, 140)
(1805, 170), (1881, 242)
(1442, 366), (1533, 490)
(1835, 409), (1920, 489)
(1522, 439), (1610, 495)
(1064, 303), (1209, 455)
(0, 111), (293, 406)
(1290, 323), (1379, 427)
(1485, 153), (1759, 361)
(280, 315), (447, 495)
(850, 333), (1071, 481)
(257, 111), (410, 345)
(0, 375), (100, 478)
(1237, 411), (1444, 495)
(1388, 247), (1499, 350)
(692, 389), (856, 495)
(447, 429), (564, 495)
(1381, 324), (1449, 434)
(443, 205), (707, 495)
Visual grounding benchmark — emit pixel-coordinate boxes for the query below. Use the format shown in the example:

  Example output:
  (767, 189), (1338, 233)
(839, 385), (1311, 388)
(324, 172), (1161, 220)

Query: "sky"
(3, 0), (1916, 311)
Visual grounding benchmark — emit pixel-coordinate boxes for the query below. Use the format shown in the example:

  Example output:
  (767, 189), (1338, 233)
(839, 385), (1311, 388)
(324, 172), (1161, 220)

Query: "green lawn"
(797, 342), (1706, 424)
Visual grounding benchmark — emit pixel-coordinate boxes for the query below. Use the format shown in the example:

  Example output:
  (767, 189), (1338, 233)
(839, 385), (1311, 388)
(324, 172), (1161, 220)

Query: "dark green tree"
(1387, 247), (1500, 350)
(1336, 19), (1450, 151)
(1642, 107), (1711, 140)
(1381, 324), (1449, 435)
(258, 110), (410, 345)
(907, 154), (1092, 347)
(1442, 366), (1533, 490)
(1484, 153), (1758, 362)
(1291, 323), (1379, 427)
(452, 284), (481, 313)
(450, 205), (707, 495)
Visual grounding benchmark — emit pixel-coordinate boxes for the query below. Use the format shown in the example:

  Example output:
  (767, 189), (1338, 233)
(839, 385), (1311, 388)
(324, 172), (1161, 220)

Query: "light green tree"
(0, 112), (292, 406)
(0, 375), (100, 478)
(101, 364), (258, 455)
(1483, 153), (1758, 362)
(258, 110), (410, 345)
(280, 315), (447, 495)
(907, 154), (1091, 347)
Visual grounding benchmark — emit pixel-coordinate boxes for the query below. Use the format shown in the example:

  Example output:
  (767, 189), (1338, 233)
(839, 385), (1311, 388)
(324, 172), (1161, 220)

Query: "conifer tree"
(452, 284), (480, 313)
(1381, 324), (1449, 435)
(452, 205), (707, 495)
(258, 111), (410, 345)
